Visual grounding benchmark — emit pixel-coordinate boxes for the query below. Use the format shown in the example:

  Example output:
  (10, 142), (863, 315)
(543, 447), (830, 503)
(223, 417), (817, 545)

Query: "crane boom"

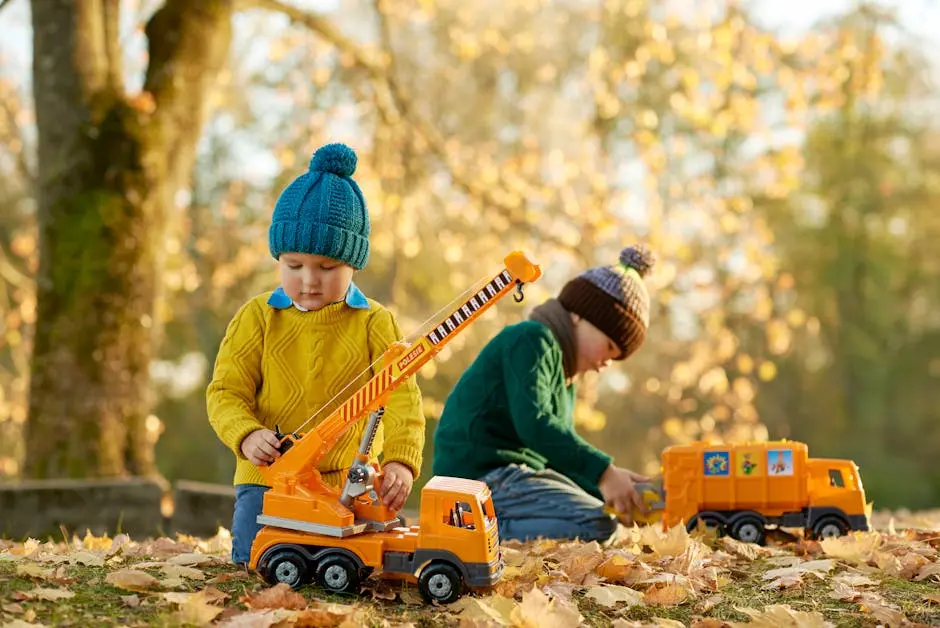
(257, 251), (541, 498)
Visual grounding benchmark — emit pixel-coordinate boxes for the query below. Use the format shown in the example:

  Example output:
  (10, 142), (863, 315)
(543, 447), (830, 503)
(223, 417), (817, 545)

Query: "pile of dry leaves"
(1, 516), (939, 627)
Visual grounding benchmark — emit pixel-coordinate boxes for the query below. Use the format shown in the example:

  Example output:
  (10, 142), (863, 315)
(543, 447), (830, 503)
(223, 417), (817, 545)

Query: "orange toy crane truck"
(247, 252), (541, 603)
(630, 440), (869, 545)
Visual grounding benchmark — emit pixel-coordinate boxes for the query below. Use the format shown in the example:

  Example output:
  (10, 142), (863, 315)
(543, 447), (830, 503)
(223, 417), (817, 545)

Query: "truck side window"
(828, 469), (844, 488)
(447, 501), (476, 530)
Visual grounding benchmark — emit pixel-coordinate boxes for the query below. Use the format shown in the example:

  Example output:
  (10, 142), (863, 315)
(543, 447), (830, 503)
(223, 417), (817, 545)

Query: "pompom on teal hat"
(268, 143), (370, 269)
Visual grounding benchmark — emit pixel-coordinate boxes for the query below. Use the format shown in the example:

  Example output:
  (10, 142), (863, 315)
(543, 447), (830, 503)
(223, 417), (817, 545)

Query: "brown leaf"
(217, 609), (297, 628)
(719, 537), (772, 560)
(289, 604), (358, 627)
(644, 582), (689, 606)
(207, 570), (251, 584)
(2, 602), (24, 614)
(15, 563), (53, 580)
(452, 594), (516, 625)
(14, 586), (75, 601)
(693, 594), (723, 614)
(691, 620), (730, 628)
(857, 592), (906, 628)
(105, 568), (160, 591)
(240, 583), (308, 610)
(67, 551), (105, 567)
(914, 561), (940, 582)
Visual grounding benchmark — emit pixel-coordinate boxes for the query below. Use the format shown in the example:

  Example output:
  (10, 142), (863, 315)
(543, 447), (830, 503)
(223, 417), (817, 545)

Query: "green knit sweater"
(432, 320), (612, 498)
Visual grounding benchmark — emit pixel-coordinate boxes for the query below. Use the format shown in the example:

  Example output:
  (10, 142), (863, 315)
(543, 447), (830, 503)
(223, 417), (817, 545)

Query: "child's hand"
(598, 464), (650, 526)
(241, 429), (282, 466)
(380, 461), (414, 511)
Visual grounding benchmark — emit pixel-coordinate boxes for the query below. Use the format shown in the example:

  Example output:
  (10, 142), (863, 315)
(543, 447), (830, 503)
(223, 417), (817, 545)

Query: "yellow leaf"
(729, 604), (834, 627)
(167, 552), (215, 567)
(510, 587), (582, 628)
(643, 582), (689, 606)
(585, 584), (644, 608)
(105, 568), (160, 591)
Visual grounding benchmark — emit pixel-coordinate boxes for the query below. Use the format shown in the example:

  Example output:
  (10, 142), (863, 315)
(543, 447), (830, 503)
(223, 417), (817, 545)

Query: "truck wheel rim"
(738, 523), (760, 542)
(819, 523), (842, 538)
(428, 573), (453, 598)
(324, 565), (349, 588)
(276, 562), (299, 583)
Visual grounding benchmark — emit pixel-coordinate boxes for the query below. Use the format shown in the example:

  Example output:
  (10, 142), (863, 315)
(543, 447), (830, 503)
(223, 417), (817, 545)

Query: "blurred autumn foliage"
(0, 1), (938, 508)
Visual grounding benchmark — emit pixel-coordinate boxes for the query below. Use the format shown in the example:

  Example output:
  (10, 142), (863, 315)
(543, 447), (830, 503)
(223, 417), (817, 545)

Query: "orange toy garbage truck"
(634, 440), (869, 545)
(247, 252), (541, 603)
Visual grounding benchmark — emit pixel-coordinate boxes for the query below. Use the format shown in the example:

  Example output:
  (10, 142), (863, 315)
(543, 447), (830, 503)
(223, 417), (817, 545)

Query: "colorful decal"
(736, 449), (763, 476)
(768, 449), (794, 476)
(704, 451), (730, 476)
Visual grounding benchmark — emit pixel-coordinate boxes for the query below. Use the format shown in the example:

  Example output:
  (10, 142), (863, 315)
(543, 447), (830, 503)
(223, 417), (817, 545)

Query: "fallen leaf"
(14, 587), (75, 601)
(174, 590), (225, 626)
(217, 609), (297, 628)
(762, 572), (803, 590)
(68, 551), (105, 567)
(453, 595), (515, 625)
(719, 537), (772, 560)
(819, 533), (881, 563)
(15, 563), (53, 580)
(107, 533), (132, 556)
(1, 620), (49, 628)
(925, 592), (940, 605)
(167, 552), (214, 567)
(693, 594), (723, 614)
(289, 604), (358, 627)
(121, 594), (141, 607)
(105, 568), (160, 591)
(2, 602), (24, 613)
(161, 563), (206, 581)
(730, 604), (834, 627)
(240, 583), (308, 610)
(637, 523), (693, 557)
(833, 573), (879, 587)
(828, 581), (860, 602)
(585, 584), (644, 608)
(644, 582), (689, 606)
(510, 587), (582, 628)
(914, 561), (940, 582)
(857, 592), (906, 628)
(207, 571), (251, 584)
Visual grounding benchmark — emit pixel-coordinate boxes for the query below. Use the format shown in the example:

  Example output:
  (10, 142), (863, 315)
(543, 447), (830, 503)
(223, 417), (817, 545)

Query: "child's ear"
(569, 312), (582, 325)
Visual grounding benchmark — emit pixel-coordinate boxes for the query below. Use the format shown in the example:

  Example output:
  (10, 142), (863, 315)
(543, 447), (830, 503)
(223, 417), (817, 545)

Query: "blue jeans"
(478, 464), (617, 543)
(232, 484), (269, 565)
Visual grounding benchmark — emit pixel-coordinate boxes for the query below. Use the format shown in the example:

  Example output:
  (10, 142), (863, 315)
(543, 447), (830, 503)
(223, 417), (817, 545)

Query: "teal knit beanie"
(268, 143), (370, 269)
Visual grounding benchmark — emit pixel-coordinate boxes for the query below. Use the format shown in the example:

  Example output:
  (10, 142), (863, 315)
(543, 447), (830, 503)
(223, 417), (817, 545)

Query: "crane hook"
(513, 282), (525, 303)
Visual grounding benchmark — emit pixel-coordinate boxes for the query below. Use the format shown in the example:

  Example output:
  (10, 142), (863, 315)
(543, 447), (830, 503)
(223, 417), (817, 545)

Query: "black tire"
(730, 515), (766, 545)
(261, 548), (309, 588)
(812, 516), (849, 540)
(315, 553), (361, 594)
(687, 513), (726, 535)
(418, 562), (463, 604)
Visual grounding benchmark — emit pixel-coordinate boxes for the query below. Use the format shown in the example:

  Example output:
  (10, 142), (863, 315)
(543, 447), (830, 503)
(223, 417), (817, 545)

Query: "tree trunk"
(25, 0), (232, 478)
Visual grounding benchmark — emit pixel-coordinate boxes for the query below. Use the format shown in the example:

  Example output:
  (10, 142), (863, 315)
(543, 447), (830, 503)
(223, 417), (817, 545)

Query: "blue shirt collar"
(266, 282), (370, 311)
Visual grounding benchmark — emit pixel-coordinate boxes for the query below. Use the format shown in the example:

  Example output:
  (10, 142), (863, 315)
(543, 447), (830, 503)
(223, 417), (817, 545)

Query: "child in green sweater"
(432, 246), (654, 542)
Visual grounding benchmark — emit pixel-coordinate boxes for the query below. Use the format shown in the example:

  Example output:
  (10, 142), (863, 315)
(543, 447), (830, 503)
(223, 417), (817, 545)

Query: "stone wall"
(0, 478), (417, 540)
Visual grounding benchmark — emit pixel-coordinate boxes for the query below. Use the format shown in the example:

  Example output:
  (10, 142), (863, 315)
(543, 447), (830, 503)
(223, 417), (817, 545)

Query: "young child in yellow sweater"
(207, 143), (425, 565)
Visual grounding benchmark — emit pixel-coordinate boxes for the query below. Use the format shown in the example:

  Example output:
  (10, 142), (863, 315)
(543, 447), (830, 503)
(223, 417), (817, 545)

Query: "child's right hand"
(598, 463), (650, 526)
(241, 429), (282, 466)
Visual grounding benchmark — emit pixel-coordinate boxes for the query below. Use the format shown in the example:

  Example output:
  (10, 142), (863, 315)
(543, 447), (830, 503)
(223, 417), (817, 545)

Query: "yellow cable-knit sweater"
(207, 291), (424, 488)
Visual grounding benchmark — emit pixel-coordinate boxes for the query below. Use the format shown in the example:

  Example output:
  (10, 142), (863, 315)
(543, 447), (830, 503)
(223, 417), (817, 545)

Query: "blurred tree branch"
(249, 0), (582, 259)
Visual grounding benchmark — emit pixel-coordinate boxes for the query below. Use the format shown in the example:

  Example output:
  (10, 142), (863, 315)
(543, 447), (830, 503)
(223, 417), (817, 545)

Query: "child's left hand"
(380, 461), (414, 511)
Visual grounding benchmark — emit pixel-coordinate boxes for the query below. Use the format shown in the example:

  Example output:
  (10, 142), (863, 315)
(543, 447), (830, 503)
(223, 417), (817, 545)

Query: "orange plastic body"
(652, 440), (869, 537)
(247, 252), (540, 595)
(249, 478), (501, 579)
